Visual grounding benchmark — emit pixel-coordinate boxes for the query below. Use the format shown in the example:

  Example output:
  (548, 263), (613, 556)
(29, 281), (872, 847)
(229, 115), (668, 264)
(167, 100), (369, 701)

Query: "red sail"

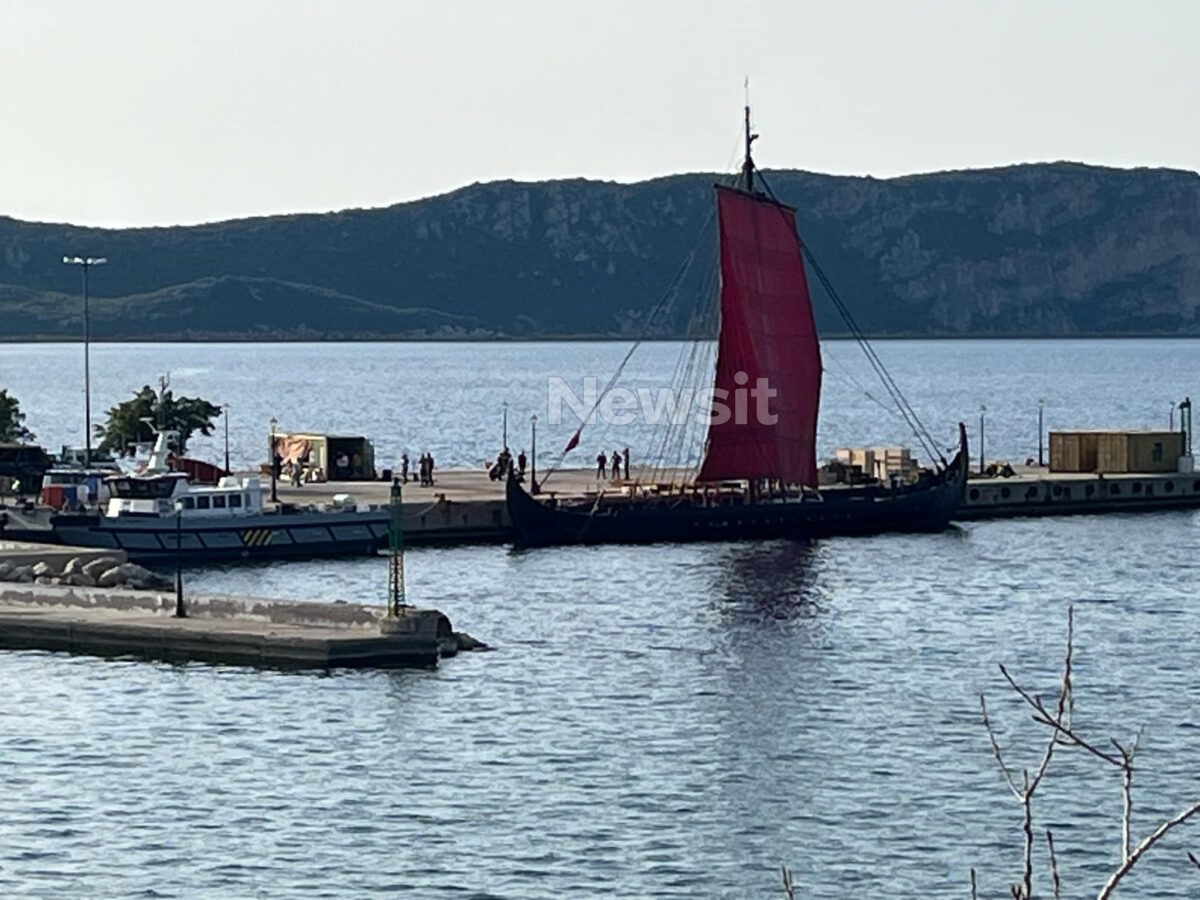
(697, 185), (822, 486)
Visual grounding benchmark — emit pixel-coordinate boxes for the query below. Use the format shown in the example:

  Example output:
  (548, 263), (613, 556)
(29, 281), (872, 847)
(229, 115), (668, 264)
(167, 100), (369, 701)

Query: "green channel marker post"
(386, 476), (407, 618)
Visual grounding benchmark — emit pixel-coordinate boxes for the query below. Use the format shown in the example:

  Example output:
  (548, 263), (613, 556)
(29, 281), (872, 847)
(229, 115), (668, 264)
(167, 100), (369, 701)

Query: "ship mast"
(743, 103), (758, 192)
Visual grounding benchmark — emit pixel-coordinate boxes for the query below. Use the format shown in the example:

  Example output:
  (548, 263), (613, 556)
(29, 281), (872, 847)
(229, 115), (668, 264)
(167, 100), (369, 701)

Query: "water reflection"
(708, 539), (825, 623)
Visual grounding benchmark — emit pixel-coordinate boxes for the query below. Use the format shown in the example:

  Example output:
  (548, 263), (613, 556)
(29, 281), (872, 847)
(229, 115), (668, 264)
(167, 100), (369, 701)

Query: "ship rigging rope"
(823, 352), (906, 423)
(537, 206), (718, 489)
(645, 233), (721, 486)
(755, 171), (946, 467)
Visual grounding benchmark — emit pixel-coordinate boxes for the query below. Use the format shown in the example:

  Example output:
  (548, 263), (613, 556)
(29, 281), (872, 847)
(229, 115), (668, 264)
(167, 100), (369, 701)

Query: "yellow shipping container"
(1049, 431), (1099, 473)
(1096, 431), (1181, 474)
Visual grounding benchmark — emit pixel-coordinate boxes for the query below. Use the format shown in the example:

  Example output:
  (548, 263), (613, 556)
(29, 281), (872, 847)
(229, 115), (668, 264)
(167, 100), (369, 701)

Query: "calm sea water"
(1, 338), (1193, 471)
(2, 340), (1200, 898)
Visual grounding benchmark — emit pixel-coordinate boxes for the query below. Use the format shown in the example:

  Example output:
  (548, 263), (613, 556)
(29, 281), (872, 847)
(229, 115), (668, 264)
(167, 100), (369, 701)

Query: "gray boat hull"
(51, 509), (391, 565)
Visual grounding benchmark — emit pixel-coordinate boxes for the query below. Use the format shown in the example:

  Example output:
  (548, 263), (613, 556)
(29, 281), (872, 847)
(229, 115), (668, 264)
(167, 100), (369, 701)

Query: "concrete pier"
(277, 466), (616, 544)
(958, 467), (1200, 519)
(0, 585), (454, 669)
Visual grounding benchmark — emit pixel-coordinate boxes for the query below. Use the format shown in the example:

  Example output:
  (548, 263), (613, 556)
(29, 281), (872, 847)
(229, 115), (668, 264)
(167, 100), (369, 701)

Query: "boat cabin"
(101, 429), (265, 519)
(104, 472), (264, 518)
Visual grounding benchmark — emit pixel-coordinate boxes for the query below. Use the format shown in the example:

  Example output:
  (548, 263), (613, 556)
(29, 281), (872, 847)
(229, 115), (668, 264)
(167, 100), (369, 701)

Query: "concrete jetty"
(959, 466), (1200, 519)
(0, 584), (456, 669)
(278, 466), (611, 543)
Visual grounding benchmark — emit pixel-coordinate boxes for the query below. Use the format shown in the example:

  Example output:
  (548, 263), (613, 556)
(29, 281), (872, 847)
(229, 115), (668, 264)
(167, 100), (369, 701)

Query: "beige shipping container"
(1096, 431), (1181, 473)
(1049, 431), (1099, 473)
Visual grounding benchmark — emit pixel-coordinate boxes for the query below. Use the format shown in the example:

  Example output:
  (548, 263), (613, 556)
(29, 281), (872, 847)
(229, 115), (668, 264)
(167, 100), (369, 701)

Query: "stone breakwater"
(0, 556), (172, 592)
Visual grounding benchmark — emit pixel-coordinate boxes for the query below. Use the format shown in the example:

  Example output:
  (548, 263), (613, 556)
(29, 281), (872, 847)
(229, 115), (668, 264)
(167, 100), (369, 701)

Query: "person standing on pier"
(401, 453), (409, 484)
(427, 452), (436, 486)
(596, 451), (607, 479)
(517, 450), (527, 479)
(611, 450), (622, 481)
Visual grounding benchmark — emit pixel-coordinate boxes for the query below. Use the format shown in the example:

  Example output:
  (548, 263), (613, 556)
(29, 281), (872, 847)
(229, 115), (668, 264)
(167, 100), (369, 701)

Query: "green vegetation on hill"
(2, 162), (1199, 340)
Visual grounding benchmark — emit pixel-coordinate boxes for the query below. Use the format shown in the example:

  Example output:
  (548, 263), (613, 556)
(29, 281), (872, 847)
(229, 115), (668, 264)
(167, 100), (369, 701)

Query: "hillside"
(2, 163), (1199, 339)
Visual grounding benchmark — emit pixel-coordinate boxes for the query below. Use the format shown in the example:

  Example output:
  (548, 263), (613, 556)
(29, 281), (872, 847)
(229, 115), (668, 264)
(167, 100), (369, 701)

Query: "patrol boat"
(51, 431), (390, 564)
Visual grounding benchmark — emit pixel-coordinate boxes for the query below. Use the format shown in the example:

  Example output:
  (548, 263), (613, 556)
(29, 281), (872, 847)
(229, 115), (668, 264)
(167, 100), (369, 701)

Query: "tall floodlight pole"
(62, 256), (107, 466)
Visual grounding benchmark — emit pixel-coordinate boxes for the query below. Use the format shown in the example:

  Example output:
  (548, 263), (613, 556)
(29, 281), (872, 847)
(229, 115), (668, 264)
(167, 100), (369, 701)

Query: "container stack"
(1049, 430), (1183, 474)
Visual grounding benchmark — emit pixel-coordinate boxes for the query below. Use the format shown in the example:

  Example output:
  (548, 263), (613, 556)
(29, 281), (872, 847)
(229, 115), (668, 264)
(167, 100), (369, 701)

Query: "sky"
(2, 0), (1198, 228)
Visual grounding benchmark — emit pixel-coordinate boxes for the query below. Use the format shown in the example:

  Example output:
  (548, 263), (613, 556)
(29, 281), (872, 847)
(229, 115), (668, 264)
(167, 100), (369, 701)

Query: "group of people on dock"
(596, 448), (630, 481)
(399, 452), (436, 487)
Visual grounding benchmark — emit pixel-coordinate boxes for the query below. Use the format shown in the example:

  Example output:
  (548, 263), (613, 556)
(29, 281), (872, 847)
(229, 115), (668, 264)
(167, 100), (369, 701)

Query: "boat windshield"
(108, 476), (180, 500)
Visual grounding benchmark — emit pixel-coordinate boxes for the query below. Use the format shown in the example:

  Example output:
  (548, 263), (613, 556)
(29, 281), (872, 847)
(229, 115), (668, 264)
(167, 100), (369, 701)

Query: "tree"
(780, 608), (1200, 899)
(95, 384), (222, 457)
(0, 389), (34, 443)
(975, 606), (1200, 899)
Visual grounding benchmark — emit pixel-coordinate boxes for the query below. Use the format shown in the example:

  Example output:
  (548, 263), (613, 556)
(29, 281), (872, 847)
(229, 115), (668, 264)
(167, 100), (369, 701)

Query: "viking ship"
(506, 105), (968, 547)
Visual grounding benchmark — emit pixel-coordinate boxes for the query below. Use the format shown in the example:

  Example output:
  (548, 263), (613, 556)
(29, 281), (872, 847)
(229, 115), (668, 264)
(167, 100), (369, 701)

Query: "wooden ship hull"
(507, 428), (969, 548)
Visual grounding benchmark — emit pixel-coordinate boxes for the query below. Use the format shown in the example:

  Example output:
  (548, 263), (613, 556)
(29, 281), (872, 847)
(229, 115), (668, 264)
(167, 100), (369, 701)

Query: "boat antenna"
(743, 86), (758, 192)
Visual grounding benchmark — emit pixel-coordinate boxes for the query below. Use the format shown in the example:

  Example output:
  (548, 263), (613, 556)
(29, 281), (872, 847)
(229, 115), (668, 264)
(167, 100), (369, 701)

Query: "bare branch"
(780, 864), (795, 900)
(1020, 770), (1033, 899)
(1046, 829), (1061, 900)
(1029, 605), (1075, 792)
(1026, 704), (1123, 768)
(977, 607), (1200, 899)
(1097, 800), (1200, 900)
(1122, 762), (1133, 863)
(1111, 726), (1145, 863)
(981, 693), (1021, 799)
(999, 665), (1101, 761)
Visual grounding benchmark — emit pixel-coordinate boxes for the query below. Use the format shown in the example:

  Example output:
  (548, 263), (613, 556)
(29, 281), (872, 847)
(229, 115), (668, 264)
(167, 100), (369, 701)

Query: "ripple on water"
(3, 512), (1200, 897)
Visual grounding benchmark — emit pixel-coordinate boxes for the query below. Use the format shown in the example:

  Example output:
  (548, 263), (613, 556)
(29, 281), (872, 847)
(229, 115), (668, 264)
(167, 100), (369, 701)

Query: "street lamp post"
(222, 404), (231, 474)
(62, 256), (107, 466)
(979, 405), (987, 476)
(530, 413), (539, 494)
(502, 401), (509, 451)
(1037, 399), (1045, 467)
(174, 500), (186, 618)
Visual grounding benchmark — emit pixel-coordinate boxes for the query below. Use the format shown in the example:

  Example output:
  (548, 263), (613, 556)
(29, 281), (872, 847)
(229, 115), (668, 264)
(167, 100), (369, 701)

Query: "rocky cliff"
(2, 162), (1198, 339)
